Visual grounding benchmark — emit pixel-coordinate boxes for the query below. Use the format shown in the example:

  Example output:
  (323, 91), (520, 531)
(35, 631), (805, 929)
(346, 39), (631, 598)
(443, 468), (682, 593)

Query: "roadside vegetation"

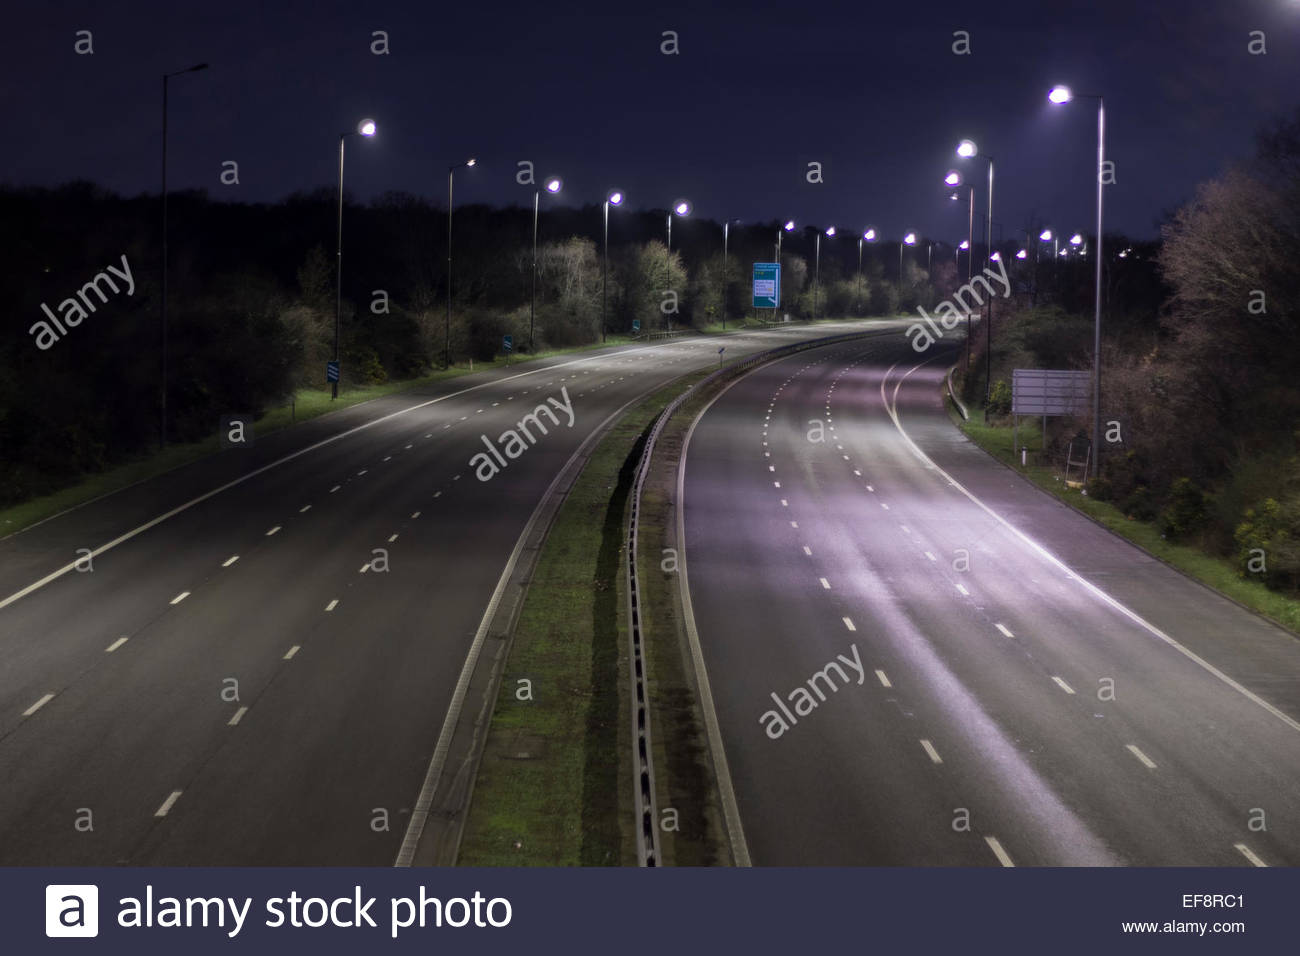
(955, 106), (1300, 620)
(2, 184), (922, 516)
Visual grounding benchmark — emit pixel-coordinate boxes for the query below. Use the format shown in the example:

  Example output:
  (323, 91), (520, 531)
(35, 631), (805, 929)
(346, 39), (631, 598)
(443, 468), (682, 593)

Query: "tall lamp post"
(775, 219), (795, 263)
(666, 198), (691, 254)
(602, 189), (624, 342)
(899, 231), (916, 291)
(530, 175), (563, 353)
(721, 218), (741, 329)
(160, 61), (209, 446)
(814, 226), (835, 319)
(445, 157), (476, 369)
(858, 228), (877, 316)
(956, 138), (994, 400)
(1050, 84), (1105, 477)
(333, 118), (377, 400)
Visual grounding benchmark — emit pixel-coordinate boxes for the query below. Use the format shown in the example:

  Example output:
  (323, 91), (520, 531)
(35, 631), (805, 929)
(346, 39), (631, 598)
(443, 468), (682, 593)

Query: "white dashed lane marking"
(23, 694), (54, 717)
(155, 790), (183, 818)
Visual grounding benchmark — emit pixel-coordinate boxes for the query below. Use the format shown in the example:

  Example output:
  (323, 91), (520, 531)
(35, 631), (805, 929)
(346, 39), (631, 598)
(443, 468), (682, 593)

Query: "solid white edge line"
(881, 357), (1300, 738)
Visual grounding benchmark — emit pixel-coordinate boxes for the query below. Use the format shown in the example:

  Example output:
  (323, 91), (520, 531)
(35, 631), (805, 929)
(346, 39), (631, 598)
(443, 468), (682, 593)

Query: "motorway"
(0, 320), (876, 865)
(681, 331), (1300, 866)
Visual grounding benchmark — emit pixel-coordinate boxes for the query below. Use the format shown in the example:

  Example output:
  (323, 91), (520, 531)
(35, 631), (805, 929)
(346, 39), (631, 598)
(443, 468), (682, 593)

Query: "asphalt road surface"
(682, 331), (1300, 866)
(0, 321), (876, 865)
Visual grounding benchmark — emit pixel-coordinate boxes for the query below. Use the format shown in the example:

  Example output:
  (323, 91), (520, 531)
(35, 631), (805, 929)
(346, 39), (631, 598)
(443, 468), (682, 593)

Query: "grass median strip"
(457, 374), (705, 866)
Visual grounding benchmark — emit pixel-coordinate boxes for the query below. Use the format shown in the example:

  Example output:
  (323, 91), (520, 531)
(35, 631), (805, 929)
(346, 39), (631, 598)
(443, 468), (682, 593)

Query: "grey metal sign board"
(1012, 368), (1089, 415)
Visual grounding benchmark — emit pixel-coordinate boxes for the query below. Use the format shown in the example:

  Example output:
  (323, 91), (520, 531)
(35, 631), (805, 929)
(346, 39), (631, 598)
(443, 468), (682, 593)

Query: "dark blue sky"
(2, 0), (1295, 244)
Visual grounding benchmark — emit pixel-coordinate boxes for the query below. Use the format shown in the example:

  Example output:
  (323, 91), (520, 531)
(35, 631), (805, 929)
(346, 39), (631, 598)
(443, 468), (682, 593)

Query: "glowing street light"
(1070, 233), (1083, 246)
(446, 156), (477, 369)
(944, 170), (962, 187)
(1050, 82), (1106, 477)
(332, 117), (378, 399)
(530, 175), (563, 352)
(1015, 249), (1027, 259)
(602, 189), (624, 342)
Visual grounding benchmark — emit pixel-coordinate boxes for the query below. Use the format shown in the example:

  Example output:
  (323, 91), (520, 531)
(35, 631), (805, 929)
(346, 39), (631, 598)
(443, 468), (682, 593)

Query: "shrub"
(1160, 477), (1208, 540)
(987, 379), (1012, 416)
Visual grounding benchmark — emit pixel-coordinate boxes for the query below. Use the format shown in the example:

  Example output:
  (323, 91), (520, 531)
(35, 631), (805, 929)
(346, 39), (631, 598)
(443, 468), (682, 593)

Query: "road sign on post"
(326, 360), (339, 384)
(631, 319), (641, 334)
(753, 262), (780, 310)
(503, 335), (513, 352)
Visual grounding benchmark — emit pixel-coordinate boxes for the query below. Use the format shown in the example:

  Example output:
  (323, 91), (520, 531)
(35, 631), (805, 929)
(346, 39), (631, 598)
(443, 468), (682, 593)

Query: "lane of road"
(682, 331), (1300, 865)
(0, 322), (883, 864)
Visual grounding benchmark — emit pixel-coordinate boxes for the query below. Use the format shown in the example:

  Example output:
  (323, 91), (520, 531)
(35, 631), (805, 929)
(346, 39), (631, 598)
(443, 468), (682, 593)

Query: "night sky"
(2, 0), (1295, 245)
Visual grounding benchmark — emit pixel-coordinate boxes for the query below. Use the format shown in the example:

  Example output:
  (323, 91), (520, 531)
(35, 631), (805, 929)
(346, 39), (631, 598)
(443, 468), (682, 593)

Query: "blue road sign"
(326, 360), (340, 383)
(753, 262), (781, 309)
(503, 335), (513, 352)
(632, 319), (641, 333)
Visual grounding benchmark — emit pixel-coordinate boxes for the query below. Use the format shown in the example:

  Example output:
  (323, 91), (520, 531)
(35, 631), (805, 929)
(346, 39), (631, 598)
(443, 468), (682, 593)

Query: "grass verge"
(952, 399), (1300, 635)
(456, 375), (702, 866)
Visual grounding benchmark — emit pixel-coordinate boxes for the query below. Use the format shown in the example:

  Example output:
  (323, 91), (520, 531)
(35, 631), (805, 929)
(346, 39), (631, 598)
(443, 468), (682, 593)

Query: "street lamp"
(722, 218), (741, 329)
(667, 198), (692, 254)
(948, 171), (976, 367)
(1050, 83), (1106, 478)
(530, 175), (563, 353)
(445, 157), (476, 369)
(160, 61), (209, 445)
(900, 231), (916, 285)
(956, 137), (995, 400)
(814, 226), (835, 319)
(775, 219), (795, 263)
(333, 117), (377, 399)
(858, 228), (877, 316)
(602, 189), (623, 343)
